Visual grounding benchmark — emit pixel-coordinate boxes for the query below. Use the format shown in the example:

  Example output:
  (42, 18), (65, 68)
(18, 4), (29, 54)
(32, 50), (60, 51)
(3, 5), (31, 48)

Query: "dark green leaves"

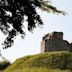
(0, 0), (65, 48)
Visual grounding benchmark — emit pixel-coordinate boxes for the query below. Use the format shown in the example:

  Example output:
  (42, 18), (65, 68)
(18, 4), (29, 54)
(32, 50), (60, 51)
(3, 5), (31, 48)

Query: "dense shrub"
(0, 61), (10, 70)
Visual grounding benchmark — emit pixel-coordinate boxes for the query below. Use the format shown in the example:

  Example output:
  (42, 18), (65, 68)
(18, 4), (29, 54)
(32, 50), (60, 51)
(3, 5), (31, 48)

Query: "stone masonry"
(41, 31), (72, 53)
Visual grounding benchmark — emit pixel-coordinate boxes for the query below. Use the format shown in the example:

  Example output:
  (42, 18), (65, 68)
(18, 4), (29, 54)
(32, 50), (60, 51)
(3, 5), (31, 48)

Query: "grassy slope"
(4, 51), (72, 72)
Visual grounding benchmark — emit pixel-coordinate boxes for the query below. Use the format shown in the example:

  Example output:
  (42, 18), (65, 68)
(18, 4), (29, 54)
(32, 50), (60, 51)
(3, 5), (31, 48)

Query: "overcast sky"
(0, 0), (72, 62)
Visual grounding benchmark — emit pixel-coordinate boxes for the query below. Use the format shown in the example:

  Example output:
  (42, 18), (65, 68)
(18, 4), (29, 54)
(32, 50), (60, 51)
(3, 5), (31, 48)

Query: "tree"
(0, 0), (65, 49)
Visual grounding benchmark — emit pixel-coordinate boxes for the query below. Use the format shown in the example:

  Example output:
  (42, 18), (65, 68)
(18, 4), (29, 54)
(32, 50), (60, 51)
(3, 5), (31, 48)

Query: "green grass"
(4, 51), (72, 72)
(8, 67), (72, 72)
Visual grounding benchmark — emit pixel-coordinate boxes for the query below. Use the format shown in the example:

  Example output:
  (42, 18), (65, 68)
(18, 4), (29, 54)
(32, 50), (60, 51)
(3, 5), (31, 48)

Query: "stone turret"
(42, 31), (63, 40)
(41, 31), (72, 53)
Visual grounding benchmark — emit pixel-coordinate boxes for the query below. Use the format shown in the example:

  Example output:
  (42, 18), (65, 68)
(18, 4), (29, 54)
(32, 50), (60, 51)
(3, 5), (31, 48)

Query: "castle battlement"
(42, 31), (63, 40)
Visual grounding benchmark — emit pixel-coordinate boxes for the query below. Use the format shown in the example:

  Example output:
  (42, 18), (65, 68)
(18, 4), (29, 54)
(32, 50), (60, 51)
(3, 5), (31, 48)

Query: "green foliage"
(38, 0), (65, 15)
(0, 0), (65, 48)
(0, 60), (10, 70)
(4, 51), (72, 72)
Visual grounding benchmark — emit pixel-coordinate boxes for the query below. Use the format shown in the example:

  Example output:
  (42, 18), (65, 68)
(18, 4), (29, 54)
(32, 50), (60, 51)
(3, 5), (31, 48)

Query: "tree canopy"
(0, 0), (65, 49)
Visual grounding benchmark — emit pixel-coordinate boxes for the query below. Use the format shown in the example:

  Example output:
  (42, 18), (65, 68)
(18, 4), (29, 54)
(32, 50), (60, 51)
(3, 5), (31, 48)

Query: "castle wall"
(70, 43), (72, 51)
(41, 41), (45, 52)
(45, 39), (71, 52)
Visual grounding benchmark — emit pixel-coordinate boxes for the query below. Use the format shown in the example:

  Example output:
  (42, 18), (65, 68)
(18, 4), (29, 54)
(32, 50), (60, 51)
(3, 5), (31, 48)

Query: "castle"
(41, 31), (72, 53)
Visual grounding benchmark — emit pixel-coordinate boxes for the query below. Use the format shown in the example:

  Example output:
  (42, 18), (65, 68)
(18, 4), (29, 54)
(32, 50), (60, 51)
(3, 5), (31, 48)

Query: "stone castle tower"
(41, 31), (72, 53)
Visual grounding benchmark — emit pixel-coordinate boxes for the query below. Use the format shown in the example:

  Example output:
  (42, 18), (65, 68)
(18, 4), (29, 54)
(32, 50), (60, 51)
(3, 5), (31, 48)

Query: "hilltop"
(4, 51), (72, 72)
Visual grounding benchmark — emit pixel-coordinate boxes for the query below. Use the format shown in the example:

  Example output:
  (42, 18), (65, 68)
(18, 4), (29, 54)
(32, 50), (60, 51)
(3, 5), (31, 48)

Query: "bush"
(0, 60), (10, 70)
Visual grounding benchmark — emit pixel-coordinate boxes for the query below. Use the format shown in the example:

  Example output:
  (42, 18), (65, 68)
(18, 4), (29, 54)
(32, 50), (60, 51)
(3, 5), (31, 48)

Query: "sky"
(0, 0), (72, 62)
